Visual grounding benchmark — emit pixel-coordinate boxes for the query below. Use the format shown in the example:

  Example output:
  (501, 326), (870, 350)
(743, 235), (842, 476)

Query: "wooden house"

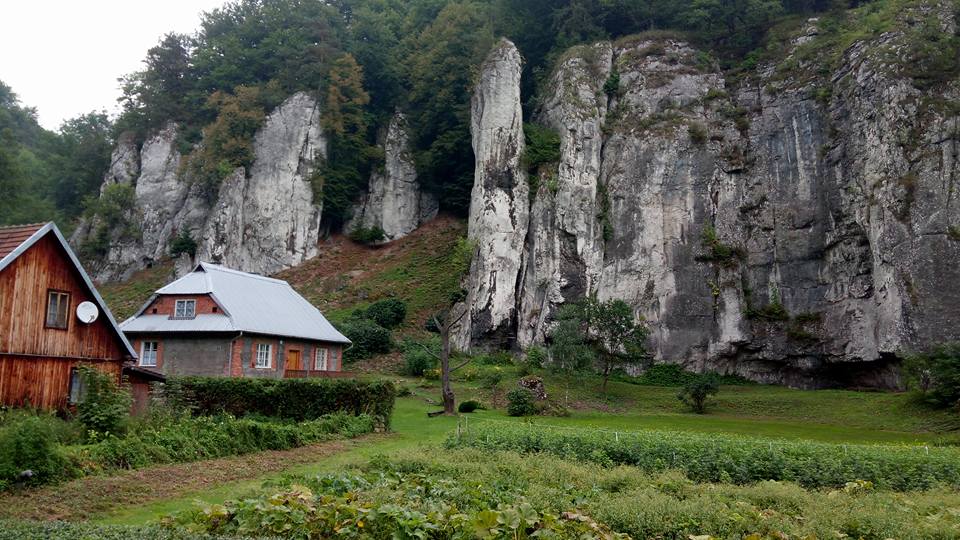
(0, 222), (140, 410)
(121, 262), (351, 379)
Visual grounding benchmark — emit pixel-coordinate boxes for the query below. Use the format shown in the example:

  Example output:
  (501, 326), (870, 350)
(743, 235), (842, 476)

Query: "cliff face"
(80, 93), (440, 282)
(462, 5), (960, 387)
(345, 111), (438, 242)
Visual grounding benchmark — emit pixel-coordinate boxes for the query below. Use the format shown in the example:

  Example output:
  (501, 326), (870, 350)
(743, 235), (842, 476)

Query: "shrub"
(697, 225), (745, 267)
(458, 400), (483, 413)
(506, 388), (537, 417)
(688, 122), (708, 144)
(0, 416), (72, 489)
(677, 374), (720, 413)
(522, 123), (561, 173)
(168, 229), (197, 258)
(905, 344), (960, 409)
(165, 377), (396, 426)
(349, 226), (386, 245)
(76, 366), (132, 437)
(630, 364), (749, 386)
(337, 318), (391, 361)
(476, 351), (513, 365)
(364, 298), (407, 329)
(480, 368), (504, 390)
(402, 342), (437, 377)
(525, 346), (546, 368)
(451, 424), (960, 491)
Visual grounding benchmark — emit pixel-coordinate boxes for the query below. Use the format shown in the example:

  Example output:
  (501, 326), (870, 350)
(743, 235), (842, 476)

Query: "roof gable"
(0, 222), (138, 358)
(123, 262), (350, 344)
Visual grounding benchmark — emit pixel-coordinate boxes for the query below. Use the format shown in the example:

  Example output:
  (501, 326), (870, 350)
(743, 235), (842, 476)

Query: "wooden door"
(286, 350), (302, 372)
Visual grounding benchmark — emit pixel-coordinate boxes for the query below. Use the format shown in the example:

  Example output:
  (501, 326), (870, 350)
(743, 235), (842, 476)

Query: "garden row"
(0, 374), (395, 491)
(449, 422), (960, 491)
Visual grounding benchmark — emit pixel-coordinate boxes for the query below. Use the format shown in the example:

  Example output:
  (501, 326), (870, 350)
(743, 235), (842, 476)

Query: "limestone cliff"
(345, 111), (438, 242)
(462, 4), (960, 387)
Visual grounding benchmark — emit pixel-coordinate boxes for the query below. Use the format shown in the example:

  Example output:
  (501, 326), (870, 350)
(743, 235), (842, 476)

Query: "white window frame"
(140, 341), (159, 367)
(314, 347), (328, 371)
(255, 343), (272, 369)
(174, 299), (196, 319)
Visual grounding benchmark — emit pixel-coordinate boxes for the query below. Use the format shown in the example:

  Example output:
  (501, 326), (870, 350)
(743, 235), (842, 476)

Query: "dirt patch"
(0, 436), (380, 522)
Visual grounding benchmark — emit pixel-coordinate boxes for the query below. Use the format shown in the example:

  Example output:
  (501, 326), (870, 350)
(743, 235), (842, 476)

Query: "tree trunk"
(440, 318), (456, 414)
(602, 361), (612, 394)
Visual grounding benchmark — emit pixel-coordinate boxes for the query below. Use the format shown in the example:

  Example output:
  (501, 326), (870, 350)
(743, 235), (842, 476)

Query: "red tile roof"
(0, 223), (47, 260)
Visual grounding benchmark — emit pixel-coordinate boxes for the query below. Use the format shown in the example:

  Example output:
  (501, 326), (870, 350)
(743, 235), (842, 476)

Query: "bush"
(76, 366), (132, 437)
(169, 229), (197, 258)
(905, 343), (960, 409)
(688, 122), (708, 144)
(476, 351), (513, 365)
(677, 374), (720, 413)
(451, 424), (960, 491)
(402, 341), (437, 377)
(506, 388), (537, 417)
(458, 400), (483, 413)
(165, 377), (396, 426)
(364, 298), (407, 329)
(525, 346), (546, 368)
(349, 226), (386, 245)
(480, 368), (504, 390)
(337, 318), (391, 361)
(522, 123), (561, 173)
(0, 416), (73, 489)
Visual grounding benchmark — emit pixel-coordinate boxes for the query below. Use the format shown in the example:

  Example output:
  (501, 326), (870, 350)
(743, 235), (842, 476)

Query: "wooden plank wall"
(0, 234), (125, 360)
(0, 355), (119, 410)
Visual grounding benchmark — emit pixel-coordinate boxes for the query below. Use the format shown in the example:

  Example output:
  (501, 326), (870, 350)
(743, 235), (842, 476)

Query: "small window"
(140, 341), (158, 367)
(212, 306), (218, 313)
(45, 290), (70, 329)
(174, 299), (196, 319)
(152, 308), (158, 314)
(255, 343), (272, 369)
(68, 368), (85, 405)
(314, 348), (328, 371)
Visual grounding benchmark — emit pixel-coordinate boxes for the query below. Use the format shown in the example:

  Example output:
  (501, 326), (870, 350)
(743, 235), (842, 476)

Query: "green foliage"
(904, 343), (960, 409)
(363, 298), (407, 329)
(85, 413), (373, 471)
(677, 374), (720, 413)
(524, 346), (547, 368)
(338, 318), (392, 361)
(458, 399), (483, 413)
(80, 183), (139, 257)
(348, 226), (386, 245)
(452, 423), (960, 491)
(603, 68), (621, 96)
(168, 229), (197, 258)
(164, 377), (396, 426)
(949, 226), (960, 242)
(0, 415), (72, 489)
(629, 363), (750, 386)
(75, 366), (132, 437)
(481, 368), (505, 390)
(506, 388), (538, 417)
(522, 123), (561, 174)
(181, 85), (269, 203)
(746, 287), (790, 321)
(687, 122), (708, 144)
(697, 225), (745, 267)
(401, 338), (438, 377)
(0, 521), (240, 540)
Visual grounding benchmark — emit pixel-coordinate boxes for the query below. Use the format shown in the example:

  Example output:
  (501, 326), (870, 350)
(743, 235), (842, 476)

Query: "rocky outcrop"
(198, 91), (325, 274)
(75, 92), (326, 281)
(345, 111), (438, 241)
(455, 39), (528, 348)
(463, 3), (960, 388)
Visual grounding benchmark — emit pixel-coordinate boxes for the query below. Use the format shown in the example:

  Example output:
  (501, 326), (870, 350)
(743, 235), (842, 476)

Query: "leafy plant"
(338, 318), (392, 361)
(402, 339), (438, 377)
(0, 415), (72, 489)
(76, 366), (132, 437)
(677, 374), (720, 413)
(506, 388), (537, 417)
(458, 400), (483, 413)
(348, 226), (386, 245)
(522, 123), (561, 174)
(363, 298), (407, 329)
(168, 229), (197, 258)
(697, 225), (745, 267)
(904, 344), (960, 409)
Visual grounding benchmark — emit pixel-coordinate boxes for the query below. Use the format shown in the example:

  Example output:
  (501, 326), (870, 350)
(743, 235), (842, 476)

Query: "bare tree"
(419, 307), (469, 415)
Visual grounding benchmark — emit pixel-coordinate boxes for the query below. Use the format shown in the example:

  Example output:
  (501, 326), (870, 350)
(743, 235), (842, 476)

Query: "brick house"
(121, 262), (351, 378)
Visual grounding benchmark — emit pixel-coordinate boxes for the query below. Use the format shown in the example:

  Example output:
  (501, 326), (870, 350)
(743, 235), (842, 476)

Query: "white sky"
(0, 0), (227, 130)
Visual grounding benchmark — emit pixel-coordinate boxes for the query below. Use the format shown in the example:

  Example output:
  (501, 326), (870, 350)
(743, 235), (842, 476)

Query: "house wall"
(0, 233), (127, 409)
(129, 334), (345, 378)
(143, 294), (222, 317)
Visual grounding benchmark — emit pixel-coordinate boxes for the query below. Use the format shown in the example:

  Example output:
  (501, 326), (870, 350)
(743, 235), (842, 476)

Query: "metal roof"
(122, 262), (351, 344)
(0, 222), (138, 358)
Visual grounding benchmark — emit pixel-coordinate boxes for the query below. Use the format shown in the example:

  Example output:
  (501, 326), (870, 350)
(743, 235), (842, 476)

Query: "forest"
(1, 0), (871, 229)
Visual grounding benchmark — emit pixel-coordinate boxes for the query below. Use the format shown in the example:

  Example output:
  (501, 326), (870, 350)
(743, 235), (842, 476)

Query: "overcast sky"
(0, 0), (227, 130)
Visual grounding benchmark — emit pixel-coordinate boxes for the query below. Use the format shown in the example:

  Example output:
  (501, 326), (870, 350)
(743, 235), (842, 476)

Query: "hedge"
(165, 377), (396, 425)
(449, 423), (960, 491)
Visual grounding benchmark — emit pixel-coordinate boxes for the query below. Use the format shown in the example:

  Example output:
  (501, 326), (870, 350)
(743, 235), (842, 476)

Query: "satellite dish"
(76, 301), (99, 324)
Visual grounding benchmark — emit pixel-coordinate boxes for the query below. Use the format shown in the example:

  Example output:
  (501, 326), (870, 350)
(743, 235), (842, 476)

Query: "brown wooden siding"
(0, 234), (126, 361)
(0, 355), (119, 410)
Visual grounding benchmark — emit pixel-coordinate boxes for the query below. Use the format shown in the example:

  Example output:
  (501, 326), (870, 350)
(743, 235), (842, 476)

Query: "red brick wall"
(230, 338), (243, 377)
(250, 339), (278, 371)
(130, 337), (164, 369)
(144, 294), (222, 316)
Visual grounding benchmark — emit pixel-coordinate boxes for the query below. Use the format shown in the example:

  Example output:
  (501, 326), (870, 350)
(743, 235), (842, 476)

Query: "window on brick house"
(140, 341), (158, 367)
(256, 343), (272, 369)
(314, 348), (328, 370)
(174, 299), (196, 319)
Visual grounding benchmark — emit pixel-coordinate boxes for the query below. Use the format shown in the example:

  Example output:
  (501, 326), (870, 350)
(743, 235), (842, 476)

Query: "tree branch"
(414, 340), (441, 361)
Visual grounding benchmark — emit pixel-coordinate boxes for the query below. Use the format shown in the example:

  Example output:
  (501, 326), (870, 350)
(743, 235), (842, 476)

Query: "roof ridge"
(0, 222), (48, 231)
(198, 261), (288, 285)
